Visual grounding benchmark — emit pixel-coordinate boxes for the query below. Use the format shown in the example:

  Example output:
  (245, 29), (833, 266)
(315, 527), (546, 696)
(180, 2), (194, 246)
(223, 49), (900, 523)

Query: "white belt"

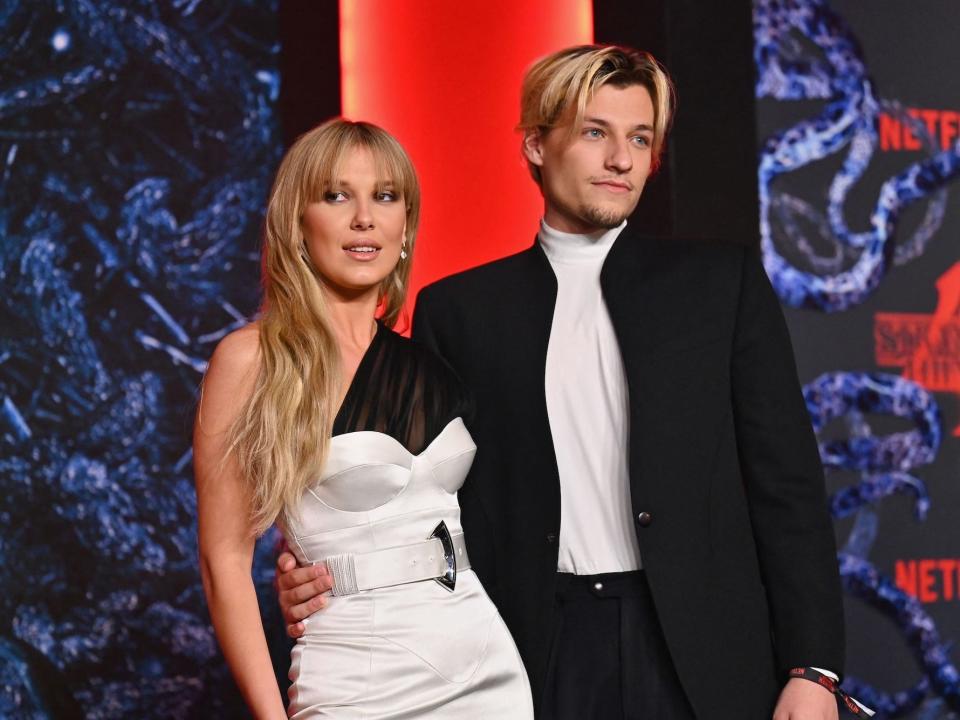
(323, 522), (470, 596)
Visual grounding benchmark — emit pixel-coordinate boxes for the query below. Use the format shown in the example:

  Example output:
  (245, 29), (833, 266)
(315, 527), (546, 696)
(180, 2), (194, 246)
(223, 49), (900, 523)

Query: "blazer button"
(546, 532), (557, 544)
(636, 512), (653, 527)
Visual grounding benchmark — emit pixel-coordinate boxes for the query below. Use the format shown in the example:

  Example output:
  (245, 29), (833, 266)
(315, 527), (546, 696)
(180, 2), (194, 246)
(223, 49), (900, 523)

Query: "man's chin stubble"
(580, 204), (631, 229)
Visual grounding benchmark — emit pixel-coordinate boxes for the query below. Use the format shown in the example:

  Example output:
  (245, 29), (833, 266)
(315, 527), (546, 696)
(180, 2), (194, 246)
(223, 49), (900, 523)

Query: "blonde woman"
(194, 119), (533, 719)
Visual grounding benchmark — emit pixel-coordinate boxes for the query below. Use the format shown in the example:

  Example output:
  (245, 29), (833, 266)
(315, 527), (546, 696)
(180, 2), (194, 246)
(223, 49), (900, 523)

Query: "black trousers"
(541, 570), (696, 719)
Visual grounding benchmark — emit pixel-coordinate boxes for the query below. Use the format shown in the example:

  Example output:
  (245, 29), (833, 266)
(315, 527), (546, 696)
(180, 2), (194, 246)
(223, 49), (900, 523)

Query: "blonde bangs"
(300, 125), (419, 211)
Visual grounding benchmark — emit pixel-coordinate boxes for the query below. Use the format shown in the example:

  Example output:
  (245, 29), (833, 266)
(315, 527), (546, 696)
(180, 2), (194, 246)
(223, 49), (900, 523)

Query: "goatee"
(580, 205), (629, 229)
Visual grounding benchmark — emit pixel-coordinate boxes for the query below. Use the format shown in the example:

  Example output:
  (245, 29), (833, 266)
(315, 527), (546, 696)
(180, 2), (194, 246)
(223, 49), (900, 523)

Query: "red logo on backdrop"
(879, 108), (960, 151)
(894, 558), (960, 603)
(874, 262), (960, 436)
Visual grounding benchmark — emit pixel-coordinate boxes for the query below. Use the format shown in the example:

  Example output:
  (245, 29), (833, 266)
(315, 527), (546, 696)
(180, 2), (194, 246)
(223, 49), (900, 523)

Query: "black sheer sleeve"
(332, 322), (473, 455)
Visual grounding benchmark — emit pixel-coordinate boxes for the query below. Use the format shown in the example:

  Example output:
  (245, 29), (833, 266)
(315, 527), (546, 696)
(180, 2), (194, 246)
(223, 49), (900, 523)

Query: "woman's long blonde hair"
(229, 119), (420, 535)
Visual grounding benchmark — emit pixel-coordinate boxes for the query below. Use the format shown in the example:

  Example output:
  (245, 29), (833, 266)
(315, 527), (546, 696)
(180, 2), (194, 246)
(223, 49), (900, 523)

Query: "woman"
(193, 119), (533, 718)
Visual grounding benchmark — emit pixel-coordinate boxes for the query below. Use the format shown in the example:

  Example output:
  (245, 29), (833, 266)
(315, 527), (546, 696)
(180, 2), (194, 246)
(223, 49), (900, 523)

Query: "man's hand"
(275, 551), (333, 638)
(772, 678), (839, 720)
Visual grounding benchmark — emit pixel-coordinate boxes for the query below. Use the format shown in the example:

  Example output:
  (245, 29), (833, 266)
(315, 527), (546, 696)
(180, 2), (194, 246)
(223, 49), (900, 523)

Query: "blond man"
(277, 45), (848, 719)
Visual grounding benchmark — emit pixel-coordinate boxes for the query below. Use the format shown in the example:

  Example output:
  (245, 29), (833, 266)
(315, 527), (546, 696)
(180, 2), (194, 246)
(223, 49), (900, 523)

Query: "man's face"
(524, 83), (655, 234)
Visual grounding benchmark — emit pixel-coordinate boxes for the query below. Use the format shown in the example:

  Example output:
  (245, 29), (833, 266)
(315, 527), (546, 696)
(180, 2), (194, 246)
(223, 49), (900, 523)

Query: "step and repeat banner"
(0, 2), (289, 717)
(755, 0), (960, 717)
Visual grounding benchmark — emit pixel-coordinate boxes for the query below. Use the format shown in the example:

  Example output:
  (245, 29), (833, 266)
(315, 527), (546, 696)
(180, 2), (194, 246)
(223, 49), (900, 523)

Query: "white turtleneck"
(539, 218), (642, 574)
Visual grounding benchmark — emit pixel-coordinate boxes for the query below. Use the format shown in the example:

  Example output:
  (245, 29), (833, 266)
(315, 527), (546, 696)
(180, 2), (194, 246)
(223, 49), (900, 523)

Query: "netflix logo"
(894, 559), (960, 603)
(879, 108), (960, 151)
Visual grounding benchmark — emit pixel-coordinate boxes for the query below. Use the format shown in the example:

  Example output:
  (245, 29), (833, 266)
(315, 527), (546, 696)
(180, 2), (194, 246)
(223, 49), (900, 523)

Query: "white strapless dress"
(283, 417), (533, 719)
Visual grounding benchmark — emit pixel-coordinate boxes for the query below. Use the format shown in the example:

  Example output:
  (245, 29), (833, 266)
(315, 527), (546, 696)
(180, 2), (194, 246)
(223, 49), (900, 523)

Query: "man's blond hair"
(519, 45), (675, 182)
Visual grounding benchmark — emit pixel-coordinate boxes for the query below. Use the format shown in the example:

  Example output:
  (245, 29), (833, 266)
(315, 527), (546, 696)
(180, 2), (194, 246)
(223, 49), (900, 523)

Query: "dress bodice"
(280, 325), (532, 719)
(282, 322), (476, 565)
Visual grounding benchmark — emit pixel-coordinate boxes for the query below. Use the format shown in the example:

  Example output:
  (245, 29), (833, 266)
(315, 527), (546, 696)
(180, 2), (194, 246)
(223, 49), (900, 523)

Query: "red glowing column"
(340, 1), (593, 325)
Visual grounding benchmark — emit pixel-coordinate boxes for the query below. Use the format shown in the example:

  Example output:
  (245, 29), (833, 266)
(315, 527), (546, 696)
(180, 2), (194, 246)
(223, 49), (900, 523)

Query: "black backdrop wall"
(596, 0), (761, 244)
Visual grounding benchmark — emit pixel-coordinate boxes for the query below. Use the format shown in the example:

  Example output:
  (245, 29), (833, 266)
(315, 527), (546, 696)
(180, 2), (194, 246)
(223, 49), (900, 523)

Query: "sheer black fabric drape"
(333, 322), (472, 455)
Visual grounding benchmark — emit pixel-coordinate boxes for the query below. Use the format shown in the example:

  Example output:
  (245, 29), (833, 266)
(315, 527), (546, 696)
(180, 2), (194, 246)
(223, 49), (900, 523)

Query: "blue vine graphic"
(755, 0), (960, 312)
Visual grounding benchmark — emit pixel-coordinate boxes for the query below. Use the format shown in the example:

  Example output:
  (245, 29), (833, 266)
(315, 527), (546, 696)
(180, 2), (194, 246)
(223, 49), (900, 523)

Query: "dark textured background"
(0, 1), (288, 716)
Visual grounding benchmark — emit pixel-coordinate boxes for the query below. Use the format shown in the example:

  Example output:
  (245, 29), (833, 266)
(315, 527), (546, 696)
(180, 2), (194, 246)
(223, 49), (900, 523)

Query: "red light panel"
(340, 1), (593, 327)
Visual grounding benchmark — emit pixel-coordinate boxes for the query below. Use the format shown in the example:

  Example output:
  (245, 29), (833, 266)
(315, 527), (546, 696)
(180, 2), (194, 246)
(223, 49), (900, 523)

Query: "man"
(277, 45), (848, 718)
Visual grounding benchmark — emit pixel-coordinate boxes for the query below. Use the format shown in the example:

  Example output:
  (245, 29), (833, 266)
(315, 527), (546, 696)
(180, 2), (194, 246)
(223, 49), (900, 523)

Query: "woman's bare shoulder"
(208, 322), (261, 379)
(198, 323), (262, 434)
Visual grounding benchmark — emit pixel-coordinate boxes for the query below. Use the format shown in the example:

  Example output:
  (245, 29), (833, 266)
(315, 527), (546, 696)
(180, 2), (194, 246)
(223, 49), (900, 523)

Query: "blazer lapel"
(600, 230), (733, 509)
(481, 242), (562, 502)
(510, 241), (559, 361)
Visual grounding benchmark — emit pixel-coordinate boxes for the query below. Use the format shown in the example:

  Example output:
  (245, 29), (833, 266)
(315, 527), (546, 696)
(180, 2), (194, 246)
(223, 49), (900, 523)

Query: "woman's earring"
(400, 240), (408, 260)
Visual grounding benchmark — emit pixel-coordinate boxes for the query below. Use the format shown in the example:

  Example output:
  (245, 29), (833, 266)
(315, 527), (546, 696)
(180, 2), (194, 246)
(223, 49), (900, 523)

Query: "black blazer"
(411, 225), (845, 718)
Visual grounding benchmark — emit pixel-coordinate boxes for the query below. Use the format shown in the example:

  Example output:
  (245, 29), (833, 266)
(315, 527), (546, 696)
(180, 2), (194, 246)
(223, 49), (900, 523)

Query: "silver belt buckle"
(430, 520), (458, 592)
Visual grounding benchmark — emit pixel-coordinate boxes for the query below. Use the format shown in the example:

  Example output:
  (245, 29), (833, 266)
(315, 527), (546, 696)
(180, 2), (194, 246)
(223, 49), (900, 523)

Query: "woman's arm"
(194, 325), (286, 720)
